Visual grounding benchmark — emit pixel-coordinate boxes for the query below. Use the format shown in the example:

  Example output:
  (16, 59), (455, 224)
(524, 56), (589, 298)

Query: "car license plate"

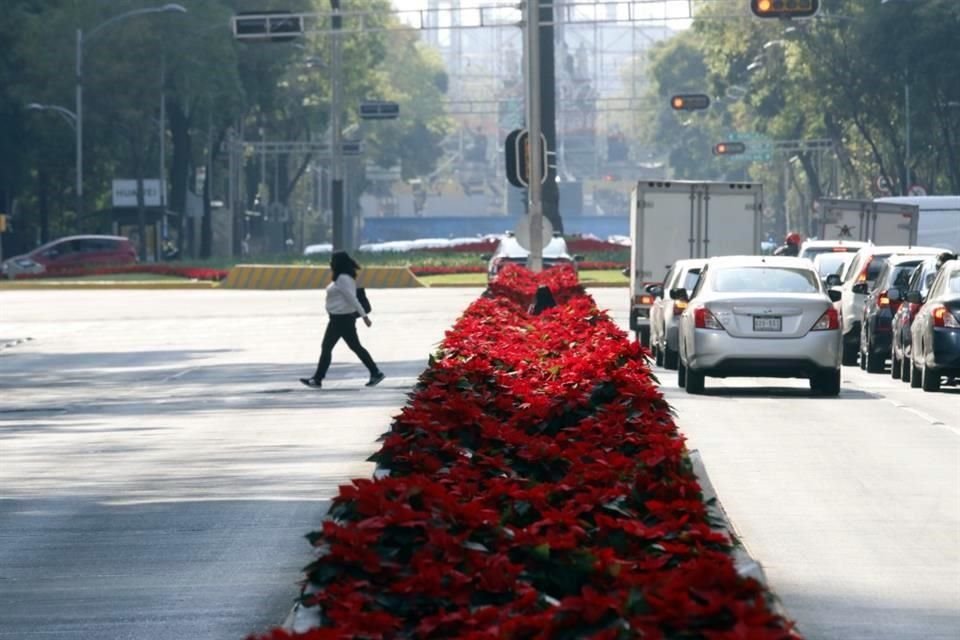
(753, 316), (782, 332)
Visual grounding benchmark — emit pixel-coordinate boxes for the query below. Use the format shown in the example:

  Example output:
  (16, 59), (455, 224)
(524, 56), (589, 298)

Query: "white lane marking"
(885, 398), (960, 436)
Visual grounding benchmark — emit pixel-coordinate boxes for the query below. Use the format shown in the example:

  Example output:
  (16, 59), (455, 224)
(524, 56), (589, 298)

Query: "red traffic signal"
(670, 94), (711, 111)
(751, 0), (819, 18)
(713, 142), (747, 156)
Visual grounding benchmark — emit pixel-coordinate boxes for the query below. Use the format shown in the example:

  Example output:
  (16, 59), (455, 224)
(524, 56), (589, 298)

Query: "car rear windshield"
(683, 269), (701, 291)
(814, 253), (851, 276)
(803, 246), (860, 259)
(866, 254), (892, 282)
(887, 262), (922, 288)
(713, 267), (820, 294)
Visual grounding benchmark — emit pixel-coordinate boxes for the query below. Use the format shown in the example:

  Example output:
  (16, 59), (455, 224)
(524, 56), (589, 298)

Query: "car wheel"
(685, 368), (705, 394)
(842, 341), (858, 366)
(654, 344), (664, 367)
(810, 369), (841, 396)
(890, 349), (902, 379)
(910, 360), (923, 388)
(921, 362), (941, 392)
(901, 349), (912, 383)
(663, 347), (679, 370)
(865, 344), (884, 373)
(677, 359), (687, 388)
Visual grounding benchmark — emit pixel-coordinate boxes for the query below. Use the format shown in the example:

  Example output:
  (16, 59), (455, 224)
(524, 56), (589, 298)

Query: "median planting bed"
(251, 264), (799, 640)
(249, 265), (799, 640)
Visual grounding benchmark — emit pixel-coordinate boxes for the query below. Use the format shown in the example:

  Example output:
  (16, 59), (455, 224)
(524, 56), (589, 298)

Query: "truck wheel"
(663, 347), (679, 370)
(685, 368), (705, 394)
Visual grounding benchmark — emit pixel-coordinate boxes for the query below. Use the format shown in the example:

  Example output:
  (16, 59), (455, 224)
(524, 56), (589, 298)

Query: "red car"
(1, 235), (138, 278)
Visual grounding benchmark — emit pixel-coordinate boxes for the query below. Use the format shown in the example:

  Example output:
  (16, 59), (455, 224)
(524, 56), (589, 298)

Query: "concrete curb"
(0, 280), (219, 290)
(221, 265), (424, 289)
(688, 449), (793, 620)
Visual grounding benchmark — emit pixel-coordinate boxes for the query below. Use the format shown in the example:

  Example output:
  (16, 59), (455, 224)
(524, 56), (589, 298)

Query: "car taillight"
(812, 307), (840, 331)
(694, 307), (723, 330)
(878, 290), (890, 307)
(932, 306), (960, 328)
(673, 300), (688, 316)
(634, 294), (654, 306)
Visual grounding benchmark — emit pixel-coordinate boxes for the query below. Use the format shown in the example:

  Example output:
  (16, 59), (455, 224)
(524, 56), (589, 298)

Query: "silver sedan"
(676, 256), (843, 395)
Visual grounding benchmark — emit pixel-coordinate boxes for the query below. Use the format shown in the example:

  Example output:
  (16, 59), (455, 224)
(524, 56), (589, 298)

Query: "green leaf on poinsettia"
(626, 588), (650, 615)
(532, 542), (551, 559)
(463, 541), (489, 552)
(304, 530), (324, 546)
(648, 371), (660, 385)
(601, 498), (636, 518)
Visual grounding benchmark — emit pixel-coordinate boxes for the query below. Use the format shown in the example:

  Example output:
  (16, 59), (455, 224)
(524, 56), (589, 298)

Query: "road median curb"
(221, 265), (424, 289)
(0, 280), (219, 290)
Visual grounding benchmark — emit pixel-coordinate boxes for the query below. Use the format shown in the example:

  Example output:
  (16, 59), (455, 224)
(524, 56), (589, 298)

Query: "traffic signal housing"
(713, 142), (747, 156)
(671, 94), (711, 111)
(751, 0), (819, 19)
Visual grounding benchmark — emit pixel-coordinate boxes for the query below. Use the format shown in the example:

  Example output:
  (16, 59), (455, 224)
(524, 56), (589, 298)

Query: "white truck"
(628, 180), (764, 345)
(814, 198), (919, 245)
(875, 195), (960, 252)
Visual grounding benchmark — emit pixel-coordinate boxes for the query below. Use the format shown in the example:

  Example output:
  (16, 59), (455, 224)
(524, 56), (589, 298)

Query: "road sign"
(505, 128), (547, 188)
(908, 184), (927, 197)
(341, 141), (363, 156)
(875, 175), (891, 194)
(359, 101), (399, 120)
(670, 94), (710, 111)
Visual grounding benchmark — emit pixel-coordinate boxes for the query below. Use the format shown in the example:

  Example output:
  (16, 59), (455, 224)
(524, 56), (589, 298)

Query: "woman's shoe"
(365, 372), (385, 387)
(299, 377), (322, 388)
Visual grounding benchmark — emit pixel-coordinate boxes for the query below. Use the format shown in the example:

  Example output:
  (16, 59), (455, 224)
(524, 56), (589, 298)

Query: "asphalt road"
(1, 288), (958, 640)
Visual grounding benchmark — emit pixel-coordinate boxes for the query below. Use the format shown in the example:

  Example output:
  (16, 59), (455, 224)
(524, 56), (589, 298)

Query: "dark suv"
(859, 255), (929, 372)
(890, 256), (942, 381)
(1, 235), (138, 278)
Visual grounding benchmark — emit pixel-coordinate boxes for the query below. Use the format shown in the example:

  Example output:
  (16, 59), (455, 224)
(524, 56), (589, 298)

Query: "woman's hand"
(363, 317), (372, 328)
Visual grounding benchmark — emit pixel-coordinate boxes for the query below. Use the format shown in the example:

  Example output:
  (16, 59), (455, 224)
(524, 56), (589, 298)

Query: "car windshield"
(866, 254), (892, 282)
(803, 246), (861, 260)
(888, 263), (921, 288)
(712, 267), (820, 294)
(948, 271), (960, 294)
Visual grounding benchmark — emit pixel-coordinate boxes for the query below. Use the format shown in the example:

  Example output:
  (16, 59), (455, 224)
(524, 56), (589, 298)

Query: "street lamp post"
(75, 4), (187, 221)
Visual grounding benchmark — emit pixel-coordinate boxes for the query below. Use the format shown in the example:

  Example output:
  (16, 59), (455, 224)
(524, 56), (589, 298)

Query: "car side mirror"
(887, 288), (901, 302)
(669, 287), (689, 301)
(480, 254), (491, 261)
(825, 274), (842, 287)
(645, 284), (664, 298)
(621, 267), (630, 278)
(852, 282), (869, 295)
(905, 290), (923, 304)
(828, 289), (842, 303)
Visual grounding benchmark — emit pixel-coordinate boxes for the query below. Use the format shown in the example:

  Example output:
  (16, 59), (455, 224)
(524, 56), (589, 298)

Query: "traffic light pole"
(525, 0), (543, 273)
(330, 0), (345, 251)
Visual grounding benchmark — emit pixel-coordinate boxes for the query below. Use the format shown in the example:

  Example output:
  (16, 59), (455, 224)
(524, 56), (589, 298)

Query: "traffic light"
(751, 0), (819, 18)
(713, 142), (747, 156)
(233, 11), (304, 42)
(670, 94), (711, 111)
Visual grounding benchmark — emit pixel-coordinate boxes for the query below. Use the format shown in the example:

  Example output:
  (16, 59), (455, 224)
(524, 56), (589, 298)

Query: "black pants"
(312, 313), (379, 380)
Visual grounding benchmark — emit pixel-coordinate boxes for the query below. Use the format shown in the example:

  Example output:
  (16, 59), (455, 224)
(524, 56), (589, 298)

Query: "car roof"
(33, 235), (130, 251)
(672, 258), (708, 270)
(885, 253), (932, 265)
(800, 240), (871, 248)
(853, 245), (944, 256)
(495, 236), (571, 258)
(705, 255), (816, 269)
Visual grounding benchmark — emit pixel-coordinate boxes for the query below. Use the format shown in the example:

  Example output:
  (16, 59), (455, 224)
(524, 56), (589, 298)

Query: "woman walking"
(300, 251), (385, 389)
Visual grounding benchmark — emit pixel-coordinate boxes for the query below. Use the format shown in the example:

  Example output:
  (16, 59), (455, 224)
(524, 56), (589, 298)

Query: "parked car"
(1, 235), (138, 278)
(835, 245), (943, 365)
(907, 259), (960, 391)
(649, 258), (706, 370)
(859, 255), (931, 372)
(675, 256), (843, 396)
(798, 239), (870, 263)
(890, 256), (942, 382)
(483, 233), (581, 280)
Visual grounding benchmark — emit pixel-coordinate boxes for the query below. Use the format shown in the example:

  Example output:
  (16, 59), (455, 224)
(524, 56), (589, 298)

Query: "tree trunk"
(38, 167), (50, 244)
(169, 100), (191, 255)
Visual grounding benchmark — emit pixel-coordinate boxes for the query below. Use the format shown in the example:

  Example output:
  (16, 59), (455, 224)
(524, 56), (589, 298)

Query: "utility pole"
(330, 0), (346, 251)
(525, 0), (544, 272)
(539, 0), (561, 233)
